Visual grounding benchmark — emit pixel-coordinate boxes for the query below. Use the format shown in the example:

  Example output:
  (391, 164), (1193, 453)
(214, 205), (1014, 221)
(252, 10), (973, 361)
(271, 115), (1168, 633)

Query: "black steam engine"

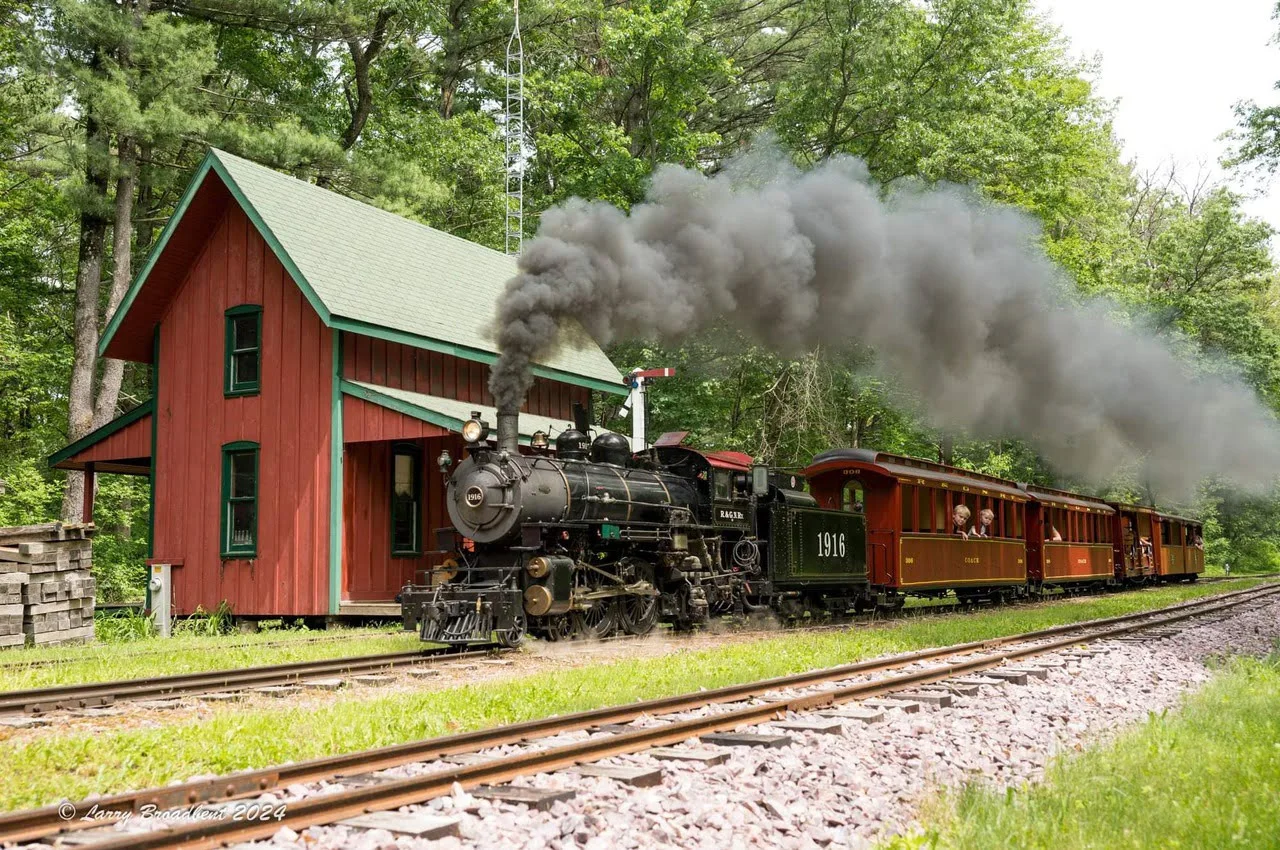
(400, 407), (873, 646)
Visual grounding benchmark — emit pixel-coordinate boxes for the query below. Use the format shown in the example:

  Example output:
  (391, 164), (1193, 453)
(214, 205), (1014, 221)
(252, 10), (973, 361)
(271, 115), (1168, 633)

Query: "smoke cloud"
(489, 147), (1280, 498)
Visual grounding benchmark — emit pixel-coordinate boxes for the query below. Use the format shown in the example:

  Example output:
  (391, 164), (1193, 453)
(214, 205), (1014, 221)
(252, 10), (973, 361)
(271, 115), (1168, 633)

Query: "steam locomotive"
(400, 409), (872, 645)
(402, 410), (1205, 646)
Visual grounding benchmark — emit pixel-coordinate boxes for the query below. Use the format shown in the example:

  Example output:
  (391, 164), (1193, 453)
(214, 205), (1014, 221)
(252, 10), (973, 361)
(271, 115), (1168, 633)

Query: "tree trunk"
(62, 121), (111, 522)
(93, 136), (137, 430)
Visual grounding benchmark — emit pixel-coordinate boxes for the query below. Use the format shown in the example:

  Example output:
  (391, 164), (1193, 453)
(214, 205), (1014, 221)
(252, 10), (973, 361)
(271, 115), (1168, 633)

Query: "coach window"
(391, 443), (422, 556)
(842, 481), (865, 513)
(220, 441), (259, 558)
(931, 489), (946, 534)
(900, 485), (915, 530)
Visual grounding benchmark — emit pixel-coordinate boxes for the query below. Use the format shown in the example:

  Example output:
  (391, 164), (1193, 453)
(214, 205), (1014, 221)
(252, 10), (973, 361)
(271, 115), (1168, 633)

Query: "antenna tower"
(504, 0), (525, 256)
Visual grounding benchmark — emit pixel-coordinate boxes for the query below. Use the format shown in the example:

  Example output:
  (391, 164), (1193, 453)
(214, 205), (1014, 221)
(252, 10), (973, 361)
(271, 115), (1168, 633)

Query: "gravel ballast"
(69, 595), (1280, 850)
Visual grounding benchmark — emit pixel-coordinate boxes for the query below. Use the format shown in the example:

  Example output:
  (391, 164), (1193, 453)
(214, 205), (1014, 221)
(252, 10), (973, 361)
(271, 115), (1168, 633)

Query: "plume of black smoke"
(490, 148), (1280, 498)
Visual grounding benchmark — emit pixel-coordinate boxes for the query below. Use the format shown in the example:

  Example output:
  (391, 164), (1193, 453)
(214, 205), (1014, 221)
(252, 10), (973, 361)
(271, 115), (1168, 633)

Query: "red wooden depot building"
(50, 150), (625, 618)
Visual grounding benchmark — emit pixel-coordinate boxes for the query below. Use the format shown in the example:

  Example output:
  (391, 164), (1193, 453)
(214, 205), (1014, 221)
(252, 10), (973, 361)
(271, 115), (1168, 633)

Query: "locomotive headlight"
(461, 413), (489, 445)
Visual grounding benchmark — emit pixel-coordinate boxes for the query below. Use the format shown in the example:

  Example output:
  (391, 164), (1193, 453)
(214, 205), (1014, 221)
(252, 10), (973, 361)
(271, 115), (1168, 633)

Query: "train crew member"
(953, 504), (972, 540)
(971, 508), (995, 538)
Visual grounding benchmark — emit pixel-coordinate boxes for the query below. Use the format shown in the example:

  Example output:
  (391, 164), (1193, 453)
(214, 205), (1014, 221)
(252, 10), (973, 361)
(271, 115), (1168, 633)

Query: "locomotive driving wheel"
(542, 615), (573, 642)
(619, 560), (659, 636)
(574, 600), (619, 639)
(620, 594), (658, 636)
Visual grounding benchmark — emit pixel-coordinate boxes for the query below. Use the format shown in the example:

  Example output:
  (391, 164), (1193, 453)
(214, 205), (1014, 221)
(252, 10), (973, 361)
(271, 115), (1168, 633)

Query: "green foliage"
(172, 601), (238, 637)
(2, 0), (1280, 584)
(89, 474), (149, 602)
(92, 607), (155, 642)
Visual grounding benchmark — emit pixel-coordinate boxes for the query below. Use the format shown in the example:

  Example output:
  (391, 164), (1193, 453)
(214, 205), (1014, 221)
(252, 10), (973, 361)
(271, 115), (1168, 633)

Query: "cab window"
(842, 481), (865, 513)
(713, 470), (732, 500)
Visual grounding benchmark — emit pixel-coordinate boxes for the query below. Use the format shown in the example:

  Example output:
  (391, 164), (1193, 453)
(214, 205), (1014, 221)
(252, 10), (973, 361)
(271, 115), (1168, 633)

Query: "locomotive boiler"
(400, 407), (873, 646)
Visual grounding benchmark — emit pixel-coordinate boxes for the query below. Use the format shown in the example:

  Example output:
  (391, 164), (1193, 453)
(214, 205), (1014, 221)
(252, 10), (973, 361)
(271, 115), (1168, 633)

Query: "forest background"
(7, 0), (1280, 601)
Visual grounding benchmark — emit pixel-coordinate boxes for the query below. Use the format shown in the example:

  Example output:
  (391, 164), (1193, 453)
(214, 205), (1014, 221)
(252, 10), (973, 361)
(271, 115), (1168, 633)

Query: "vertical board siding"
(341, 333), (591, 421)
(343, 395), (451, 443)
(154, 204), (331, 617)
(343, 435), (466, 601)
(68, 414), (153, 464)
(338, 333), (592, 601)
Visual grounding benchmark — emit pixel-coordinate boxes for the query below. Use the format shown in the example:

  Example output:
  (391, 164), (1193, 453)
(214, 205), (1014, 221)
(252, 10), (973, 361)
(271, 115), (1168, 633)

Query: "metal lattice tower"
(504, 0), (525, 256)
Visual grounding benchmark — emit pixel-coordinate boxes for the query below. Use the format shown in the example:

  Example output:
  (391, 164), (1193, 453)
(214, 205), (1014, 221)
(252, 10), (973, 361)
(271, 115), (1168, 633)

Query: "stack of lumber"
(0, 523), (96, 647)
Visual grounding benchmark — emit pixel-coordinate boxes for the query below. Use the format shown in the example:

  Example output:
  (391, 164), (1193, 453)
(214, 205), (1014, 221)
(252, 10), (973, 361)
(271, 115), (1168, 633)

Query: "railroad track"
(2, 579), (1236, 709)
(0, 645), (501, 716)
(3, 581), (1275, 849)
(0, 630), (414, 673)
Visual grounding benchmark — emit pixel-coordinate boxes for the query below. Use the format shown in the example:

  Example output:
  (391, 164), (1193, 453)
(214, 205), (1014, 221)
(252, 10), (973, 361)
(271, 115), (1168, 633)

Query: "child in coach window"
(972, 508), (994, 538)
(952, 505), (972, 540)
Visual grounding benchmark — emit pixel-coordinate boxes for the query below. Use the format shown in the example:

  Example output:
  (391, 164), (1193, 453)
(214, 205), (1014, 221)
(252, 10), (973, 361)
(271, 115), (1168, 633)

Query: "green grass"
(0, 579), (1267, 813)
(908, 653), (1280, 849)
(0, 624), (422, 691)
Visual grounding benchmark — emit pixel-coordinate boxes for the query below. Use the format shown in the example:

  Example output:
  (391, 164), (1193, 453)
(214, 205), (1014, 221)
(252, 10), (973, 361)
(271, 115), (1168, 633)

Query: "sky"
(1036, 0), (1280, 230)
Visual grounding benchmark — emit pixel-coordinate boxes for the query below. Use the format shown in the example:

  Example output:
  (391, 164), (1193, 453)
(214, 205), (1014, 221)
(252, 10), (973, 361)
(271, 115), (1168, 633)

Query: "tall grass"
(916, 653), (1280, 849)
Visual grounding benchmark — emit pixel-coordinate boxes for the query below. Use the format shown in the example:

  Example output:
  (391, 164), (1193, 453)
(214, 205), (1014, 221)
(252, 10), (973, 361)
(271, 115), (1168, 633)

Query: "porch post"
(328, 329), (344, 614)
(81, 462), (95, 524)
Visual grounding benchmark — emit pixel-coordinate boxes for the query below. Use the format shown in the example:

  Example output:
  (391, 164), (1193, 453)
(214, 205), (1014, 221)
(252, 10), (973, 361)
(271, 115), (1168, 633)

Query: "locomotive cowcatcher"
(400, 409), (873, 646)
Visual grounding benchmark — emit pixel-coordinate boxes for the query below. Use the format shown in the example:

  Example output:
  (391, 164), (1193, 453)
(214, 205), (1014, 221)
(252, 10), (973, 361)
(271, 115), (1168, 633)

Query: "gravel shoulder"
(245, 595), (1280, 850)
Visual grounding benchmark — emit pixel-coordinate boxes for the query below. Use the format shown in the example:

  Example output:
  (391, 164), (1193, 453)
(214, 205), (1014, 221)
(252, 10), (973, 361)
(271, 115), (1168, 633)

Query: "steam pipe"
(497, 407), (520, 454)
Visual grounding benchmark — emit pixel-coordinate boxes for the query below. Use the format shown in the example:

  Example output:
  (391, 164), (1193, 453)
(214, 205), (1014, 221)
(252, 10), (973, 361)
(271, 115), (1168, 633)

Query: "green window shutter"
(224, 305), (262, 397)
(221, 440), (259, 558)
(390, 443), (422, 557)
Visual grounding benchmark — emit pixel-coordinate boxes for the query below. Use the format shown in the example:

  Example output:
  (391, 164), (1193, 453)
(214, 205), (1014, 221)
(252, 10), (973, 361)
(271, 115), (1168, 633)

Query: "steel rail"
(2, 583), (1274, 847)
(0, 579), (1192, 713)
(65, 583), (1280, 850)
(0, 646), (498, 716)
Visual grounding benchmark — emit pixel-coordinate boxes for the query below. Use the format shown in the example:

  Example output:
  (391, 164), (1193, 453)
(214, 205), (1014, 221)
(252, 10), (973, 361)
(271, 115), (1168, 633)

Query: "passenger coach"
(804, 449), (1029, 606)
(803, 448), (1203, 602)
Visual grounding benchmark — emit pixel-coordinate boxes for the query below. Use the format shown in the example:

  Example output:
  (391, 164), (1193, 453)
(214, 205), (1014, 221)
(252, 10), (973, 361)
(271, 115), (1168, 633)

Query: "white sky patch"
(1037, 0), (1280, 231)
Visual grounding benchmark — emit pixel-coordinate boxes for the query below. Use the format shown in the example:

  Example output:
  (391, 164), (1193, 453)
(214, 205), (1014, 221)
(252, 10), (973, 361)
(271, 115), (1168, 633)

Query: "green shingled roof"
(100, 149), (624, 394)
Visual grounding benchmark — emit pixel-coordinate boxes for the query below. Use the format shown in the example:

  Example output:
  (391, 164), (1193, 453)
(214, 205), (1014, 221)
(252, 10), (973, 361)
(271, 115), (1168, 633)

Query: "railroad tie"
(569, 765), (665, 787)
(340, 811), (461, 838)
(470, 785), (575, 811)
(699, 732), (793, 749)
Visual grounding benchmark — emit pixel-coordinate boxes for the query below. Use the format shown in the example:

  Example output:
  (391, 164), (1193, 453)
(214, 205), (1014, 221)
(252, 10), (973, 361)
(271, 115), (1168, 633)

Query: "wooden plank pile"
(0, 523), (96, 647)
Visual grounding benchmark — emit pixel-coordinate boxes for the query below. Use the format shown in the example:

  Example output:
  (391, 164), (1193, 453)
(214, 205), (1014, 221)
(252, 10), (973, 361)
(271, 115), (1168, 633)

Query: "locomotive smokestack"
(497, 407), (519, 454)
